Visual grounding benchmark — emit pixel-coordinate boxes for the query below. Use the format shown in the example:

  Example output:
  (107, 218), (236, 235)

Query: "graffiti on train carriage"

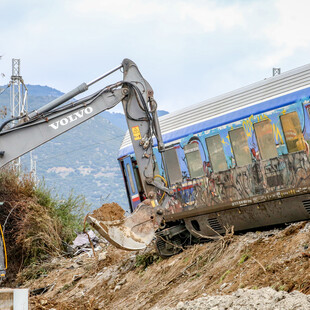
(150, 98), (310, 214)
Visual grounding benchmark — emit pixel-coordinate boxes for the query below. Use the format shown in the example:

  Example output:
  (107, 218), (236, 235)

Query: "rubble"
(160, 288), (310, 310)
(14, 221), (310, 309)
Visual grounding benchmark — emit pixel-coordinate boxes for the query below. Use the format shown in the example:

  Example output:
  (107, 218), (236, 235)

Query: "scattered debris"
(30, 284), (54, 296)
(72, 230), (104, 257)
(72, 230), (99, 249)
(13, 221), (310, 309)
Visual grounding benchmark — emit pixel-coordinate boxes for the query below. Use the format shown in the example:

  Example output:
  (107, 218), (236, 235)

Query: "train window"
(229, 128), (252, 166)
(133, 167), (142, 193)
(280, 112), (305, 153)
(164, 147), (182, 184)
(205, 135), (228, 172)
(126, 163), (136, 193)
(254, 120), (278, 160)
(184, 142), (204, 178)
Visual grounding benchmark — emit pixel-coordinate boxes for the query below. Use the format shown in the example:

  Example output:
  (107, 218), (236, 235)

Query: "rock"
(162, 288), (310, 310)
(114, 285), (121, 291)
(72, 275), (82, 282)
(116, 278), (127, 286)
(219, 282), (229, 290)
(98, 252), (107, 261)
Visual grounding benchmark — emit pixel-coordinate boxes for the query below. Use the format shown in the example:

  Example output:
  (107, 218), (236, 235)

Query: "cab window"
(126, 163), (135, 193)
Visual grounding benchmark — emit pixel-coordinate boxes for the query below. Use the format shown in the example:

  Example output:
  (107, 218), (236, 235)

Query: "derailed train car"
(118, 64), (310, 255)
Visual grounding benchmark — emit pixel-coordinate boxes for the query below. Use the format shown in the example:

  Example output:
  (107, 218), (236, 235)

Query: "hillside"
(21, 221), (310, 309)
(0, 83), (168, 212)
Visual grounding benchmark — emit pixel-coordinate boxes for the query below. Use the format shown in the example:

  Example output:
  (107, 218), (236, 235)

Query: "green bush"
(135, 252), (162, 269)
(34, 184), (89, 244)
(0, 168), (90, 271)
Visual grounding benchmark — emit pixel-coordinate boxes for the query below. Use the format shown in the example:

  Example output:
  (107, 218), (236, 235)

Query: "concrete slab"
(0, 288), (28, 310)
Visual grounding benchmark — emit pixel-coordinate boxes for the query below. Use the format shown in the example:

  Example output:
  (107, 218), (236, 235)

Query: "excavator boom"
(0, 59), (167, 262)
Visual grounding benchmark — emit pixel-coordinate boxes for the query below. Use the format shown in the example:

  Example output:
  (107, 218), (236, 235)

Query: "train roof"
(118, 63), (310, 158)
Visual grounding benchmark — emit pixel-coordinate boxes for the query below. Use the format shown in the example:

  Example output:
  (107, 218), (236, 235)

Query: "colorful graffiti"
(153, 99), (310, 214)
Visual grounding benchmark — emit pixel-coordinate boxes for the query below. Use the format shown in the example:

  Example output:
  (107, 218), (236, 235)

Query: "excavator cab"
(0, 225), (7, 279)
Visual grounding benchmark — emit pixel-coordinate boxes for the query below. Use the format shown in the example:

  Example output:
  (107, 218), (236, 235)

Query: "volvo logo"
(48, 107), (93, 130)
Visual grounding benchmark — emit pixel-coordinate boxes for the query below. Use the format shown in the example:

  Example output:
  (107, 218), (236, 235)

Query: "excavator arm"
(0, 59), (167, 265)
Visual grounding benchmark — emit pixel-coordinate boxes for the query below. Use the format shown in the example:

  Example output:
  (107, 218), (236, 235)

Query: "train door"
(121, 156), (142, 213)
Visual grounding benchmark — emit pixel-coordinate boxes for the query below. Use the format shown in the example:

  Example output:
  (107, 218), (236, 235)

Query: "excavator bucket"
(86, 203), (157, 251)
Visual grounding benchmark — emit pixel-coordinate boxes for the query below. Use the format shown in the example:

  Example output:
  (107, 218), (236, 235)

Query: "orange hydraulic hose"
(154, 175), (168, 204)
(0, 225), (7, 271)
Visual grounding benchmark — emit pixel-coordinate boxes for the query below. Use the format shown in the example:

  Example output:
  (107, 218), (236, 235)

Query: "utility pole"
(10, 59), (28, 119)
(9, 59), (37, 179)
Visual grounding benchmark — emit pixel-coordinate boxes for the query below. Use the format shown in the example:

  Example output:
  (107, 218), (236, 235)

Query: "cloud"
(178, 2), (245, 33)
(2, 0), (310, 113)
(72, 0), (246, 35)
(258, 0), (310, 68)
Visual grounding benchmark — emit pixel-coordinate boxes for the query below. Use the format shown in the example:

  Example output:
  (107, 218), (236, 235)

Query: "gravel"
(155, 287), (310, 310)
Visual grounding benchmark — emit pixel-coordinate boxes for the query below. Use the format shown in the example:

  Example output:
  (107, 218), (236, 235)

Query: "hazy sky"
(1, 0), (310, 113)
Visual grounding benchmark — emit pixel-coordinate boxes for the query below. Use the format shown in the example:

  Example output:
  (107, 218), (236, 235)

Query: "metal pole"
(87, 64), (122, 87)
(27, 64), (123, 119)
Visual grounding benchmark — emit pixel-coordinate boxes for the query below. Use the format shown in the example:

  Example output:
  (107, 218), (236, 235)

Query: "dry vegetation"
(1, 167), (310, 309)
(0, 167), (87, 285)
(18, 221), (310, 310)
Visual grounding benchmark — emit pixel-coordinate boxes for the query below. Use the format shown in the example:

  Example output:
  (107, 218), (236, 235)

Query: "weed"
(219, 270), (231, 283)
(0, 167), (90, 280)
(58, 282), (75, 293)
(135, 252), (162, 269)
(34, 185), (89, 244)
(17, 261), (59, 282)
(239, 253), (251, 265)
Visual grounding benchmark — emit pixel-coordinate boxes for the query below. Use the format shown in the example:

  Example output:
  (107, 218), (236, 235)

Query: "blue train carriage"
(118, 63), (310, 238)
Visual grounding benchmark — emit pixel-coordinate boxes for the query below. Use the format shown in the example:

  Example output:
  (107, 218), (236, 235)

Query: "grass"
(239, 252), (251, 265)
(0, 167), (89, 277)
(219, 269), (231, 283)
(35, 185), (88, 243)
(135, 252), (162, 269)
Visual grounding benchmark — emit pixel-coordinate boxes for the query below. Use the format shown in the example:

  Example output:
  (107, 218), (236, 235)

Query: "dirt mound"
(90, 202), (125, 222)
(16, 221), (310, 309)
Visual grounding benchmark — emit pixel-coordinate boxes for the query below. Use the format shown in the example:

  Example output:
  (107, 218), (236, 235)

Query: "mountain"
(0, 85), (168, 213)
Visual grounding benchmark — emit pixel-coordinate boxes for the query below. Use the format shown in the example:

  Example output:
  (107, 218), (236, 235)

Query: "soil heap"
(15, 221), (310, 309)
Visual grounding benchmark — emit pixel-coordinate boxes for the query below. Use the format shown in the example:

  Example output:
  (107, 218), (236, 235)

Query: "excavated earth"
(90, 203), (125, 222)
(18, 221), (310, 309)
